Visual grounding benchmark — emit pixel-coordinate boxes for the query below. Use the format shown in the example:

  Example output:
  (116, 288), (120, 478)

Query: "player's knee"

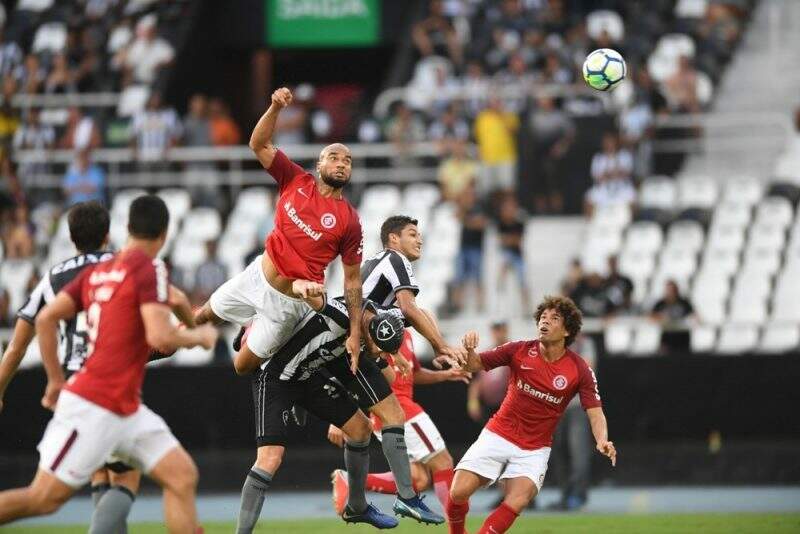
(29, 488), (67, 515)
(504, 487), (536, 512)
(377, 397), (404, 426)
(169, 458), (199, 496)
(449, 482), (471, 504)
(255, 446), (284, 474)
(434, 450), (454, 470)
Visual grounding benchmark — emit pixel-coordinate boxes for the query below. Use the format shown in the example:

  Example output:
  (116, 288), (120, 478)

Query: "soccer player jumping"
(195, 87), (365, 371)
(443, 296), (616, 534)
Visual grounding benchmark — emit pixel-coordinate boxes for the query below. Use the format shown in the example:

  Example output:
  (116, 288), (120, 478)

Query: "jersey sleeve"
(320, 296), (350, 334)
(399, 333), (421, 372)
(386, 251), (419, 295)
(576, 355), (603, 410)
(480, 341), (525, 371)
(266, 149), (305, 192)
(17, 273), (52, 323)
(339, 211), (364, 266)
(135, 259), (170, 305)
(61, 268), (89, 312)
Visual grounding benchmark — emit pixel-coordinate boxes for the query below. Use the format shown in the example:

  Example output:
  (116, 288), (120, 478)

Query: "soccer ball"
(582, 48), (626, 91)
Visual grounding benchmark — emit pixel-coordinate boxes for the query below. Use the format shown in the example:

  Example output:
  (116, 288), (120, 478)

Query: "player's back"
(64, 248), (168, 416)
(264, 150), (363, 283)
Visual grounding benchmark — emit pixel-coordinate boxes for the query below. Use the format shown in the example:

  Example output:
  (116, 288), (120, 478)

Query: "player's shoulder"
(385, 248), (413, 268)
(563, 347), (590, 371)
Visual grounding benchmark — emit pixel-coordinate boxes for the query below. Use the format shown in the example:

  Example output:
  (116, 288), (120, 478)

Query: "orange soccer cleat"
(330, 469), (349, 516)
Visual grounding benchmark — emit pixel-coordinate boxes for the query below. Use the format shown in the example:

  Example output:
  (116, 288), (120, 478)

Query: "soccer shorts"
(323, 353), (393, 412)
(37, 391), (179, 488)
(253, 371), (359, 447)
(456, 429), (551, 491)
(209, 255), (309, 359)
(375, 412), (446, 463)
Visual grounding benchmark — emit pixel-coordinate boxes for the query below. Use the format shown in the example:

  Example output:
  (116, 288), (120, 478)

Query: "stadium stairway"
(682, 0), (800, 179)
(523, 216), (586, 308)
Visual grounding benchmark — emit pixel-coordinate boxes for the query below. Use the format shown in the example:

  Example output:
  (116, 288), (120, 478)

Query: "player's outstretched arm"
(343, 263), (363, 374)
(167, 285), (195, 327)
(35, 292), (76, 410)
(0, 318), (36, 412)
(396, 289), (467, 363)
(249, 87), (292, 170)
(413, 366), (470, 385)
(141, 303), (218, 355)
(587, 407), (617, 466)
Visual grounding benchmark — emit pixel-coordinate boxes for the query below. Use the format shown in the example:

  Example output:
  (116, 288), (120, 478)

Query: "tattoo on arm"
(345, 287), (362, 317)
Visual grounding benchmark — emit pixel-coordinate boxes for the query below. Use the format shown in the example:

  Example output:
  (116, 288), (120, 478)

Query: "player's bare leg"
(447, 469), (488, 534)
(476, 476), (536, 534)
(148, 446), (199, 534)
(0, 469), (74, 522)
(89, 467), (140, 534)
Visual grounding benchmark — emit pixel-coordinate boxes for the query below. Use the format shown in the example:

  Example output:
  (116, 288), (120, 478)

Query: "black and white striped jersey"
(17, 251), (113, 376)
(262, 296), (355, 382)
(360, 249), (419, 308)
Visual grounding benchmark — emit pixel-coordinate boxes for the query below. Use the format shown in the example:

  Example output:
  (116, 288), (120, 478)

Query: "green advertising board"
(266, 0), (381, 47)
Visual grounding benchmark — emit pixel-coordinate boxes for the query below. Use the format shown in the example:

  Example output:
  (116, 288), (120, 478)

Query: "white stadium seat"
(32, 22), (66, 53)
(630, 321), (662, 356)
(691, 273), (730, 303)
(656, 33), (696, 59)
(731, 272), (772, 302)
(182, 208), (222, 242)
(235, 187), (272, 218)
(712, 201), (752, 229)
(618, 250), (656, 280)
(623, 222), (663, 256)
(587, 10), (625, 42)
(693, 299), (725, 326)
(590, 204), (632, 232)
(0, 259), (34, 312)
(158, 188), (192, 225)
(170, 239), (208, 275)
(716, 324), (758, 354)
(678, 176), (717, 209)
(727, 294), (768, 325)
(706, 224), (745, 253)
(675, 0), (708, 19)
(604, 321), (632, 354)
(656, 249), (698, 280)
(747, 222), (786, 252)
(755, 197), (793, 228)
(360, 185), (401, 216)
(402, 183), (440, 211)
(117, 85), (150, 117)
(759, 325), (800, 354)
(771, 295), (800, 322)
(665, 221), (705, 254)
(722, 178), (763, 206)
(740, 247), (781, 277)
(691, 324), (716, 352)
(173, 346), (214, 366)
(698, 248), (739, 278)
(638, 177), (677, 210)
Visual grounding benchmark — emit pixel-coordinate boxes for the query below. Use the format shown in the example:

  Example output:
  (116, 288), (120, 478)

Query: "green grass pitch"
(4, 514), (800, 533)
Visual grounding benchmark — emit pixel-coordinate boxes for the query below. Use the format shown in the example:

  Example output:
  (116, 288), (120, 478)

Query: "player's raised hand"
(271, 87), (292, 109)
(292, 280), (325, 299)
(327, 424), (345, 448)
(432, 354), (459, 369)
(596, 440), (617, 466)
(462, 330), (479, 351)
(41, 379), (64, 411)
(444, 368), (471, 384)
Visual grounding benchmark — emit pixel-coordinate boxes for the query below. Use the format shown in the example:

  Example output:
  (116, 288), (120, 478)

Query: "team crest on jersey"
(552, 375), (568, 390)
(320, 213), (337, 229)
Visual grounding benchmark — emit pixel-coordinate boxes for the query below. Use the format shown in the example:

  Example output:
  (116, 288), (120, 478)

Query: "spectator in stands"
(437, 138), (479, 202)
(451, 183), (488, 313)
(604, 255), (634, 314)
(0, 26), (23, 80)
(466, 320), (510, 424)
(45, 53), (76, 95)
(619, 70), (666, 179)
(496, 194), (530, 313)
(560, 258), (584, 296)
(273, 84), (312, 146)
(183, 94), (211, 146)
(2, 204), (34, 259)
(526, 95), (575, 214)
(474, 96), (519, 197)
(461, 60), (489, 119)
(209, 98), (241, 146)
(0, 77), (19, 156)
(131, 92), (181, 169)
(62, 149), (106, 206)
(651, 279), (695, 354)
(569, 272), (614, 318)
(192, 240), (228, 305)
(664, 55), (700, 113)
(58, 107), (101, 151)
(539, 52), (574, 85)
(71, 27), (102, 92)
(428, 104), (469, 155)
(16, 54), (45, 94)
(0, 288), (12, 327)
(385, 101), (426, 166)
(493, 52), (534, 114)
(411, 0), (463, 68)
(115, 13), (175, 86)
(13, 108), (54, 152)
(584, 132), (635, 216)
(483, 0), (532, 72)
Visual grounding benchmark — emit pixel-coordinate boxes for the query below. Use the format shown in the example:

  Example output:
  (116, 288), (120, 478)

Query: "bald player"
(195, 87), (365, 372)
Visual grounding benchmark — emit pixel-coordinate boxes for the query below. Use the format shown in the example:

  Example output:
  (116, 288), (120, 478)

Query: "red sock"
(477, 502), (519, 534)
(366, 472), (397, 494)
(446, 499), (469, 534)
(432, 468), (454, 511)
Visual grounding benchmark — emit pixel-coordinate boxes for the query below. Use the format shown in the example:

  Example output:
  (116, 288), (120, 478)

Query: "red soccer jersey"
(264, 150), (363, 283)
(480, 339), (602, 450)
(372, 332), (424, 431)
(63, 248), (169, 416)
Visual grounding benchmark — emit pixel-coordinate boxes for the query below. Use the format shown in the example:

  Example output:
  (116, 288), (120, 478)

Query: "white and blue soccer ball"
(582, 48), (626, 91)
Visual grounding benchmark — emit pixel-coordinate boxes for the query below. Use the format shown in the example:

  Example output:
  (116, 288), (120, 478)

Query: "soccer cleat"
(342, 503), (399, 529)
(393, 494), (445, 524)
(331, 469), (349, 516)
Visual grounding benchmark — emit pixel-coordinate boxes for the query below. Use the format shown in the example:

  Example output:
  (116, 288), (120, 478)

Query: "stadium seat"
(665, 220), (705, 254)
(584, 225), (623, 260)
(638, 177), (677, 210)
(360, 185), (401, 216)
(158, 188), (192, 225)
(706, 224), (745, 253)
(712, 201), (752, 229)
(721, 178), (763, 206)
(590, 204), (632, 231)
(182, 208), (222, 242)
(655, 34), (696, 59)
(618, 250), (656, 280)
(655, 249), (698, 280)
(767, 182), (800, 206)
(32, 22), (67, 53)
(728, 294), (768, 325)
(690, 324), (716, 352)
(587, 10), (625, 42)
(731, 271), (772, 302)
(755, 197), (793, 228)
(693, 298), (726, 326)
(759, 325), (800, 354)
(604, 321), (632, 354)
(678, 176), (717, 209)
(699, 247), (740, 277)
(715, 324), (758, 354)
(402, 183), (440, 211)
(117, 85), (151, 117)
(0, 259), (34, 312)
(747, 222), (786, 252)
(18, 0), (53, 11)
(740, 247), (781, 277)
(675, 0), (708, 18)
(170, 239), (207, 275)
(647, 52), (678, 83)
(622, 221), (663, 256)
(771, 295), (800, 323)
(630, 321), (662, 356)
(691, 272), (730, 300)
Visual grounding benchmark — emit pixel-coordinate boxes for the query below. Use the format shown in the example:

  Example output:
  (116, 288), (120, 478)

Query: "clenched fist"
(271, 87), (292, 109)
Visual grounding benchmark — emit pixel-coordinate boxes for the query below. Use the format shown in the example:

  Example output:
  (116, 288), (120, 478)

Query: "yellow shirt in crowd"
(473, 110), (519, 164)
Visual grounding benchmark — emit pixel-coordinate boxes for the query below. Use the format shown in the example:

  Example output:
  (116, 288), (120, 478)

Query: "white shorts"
(375, 412), (447, 463)
(37, 391), (179, 488)
(209, 255), (309, 359)
(456, 429), (550, 490)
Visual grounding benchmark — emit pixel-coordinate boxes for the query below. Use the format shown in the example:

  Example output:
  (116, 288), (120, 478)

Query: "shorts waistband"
(252, 254), (304, 303)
